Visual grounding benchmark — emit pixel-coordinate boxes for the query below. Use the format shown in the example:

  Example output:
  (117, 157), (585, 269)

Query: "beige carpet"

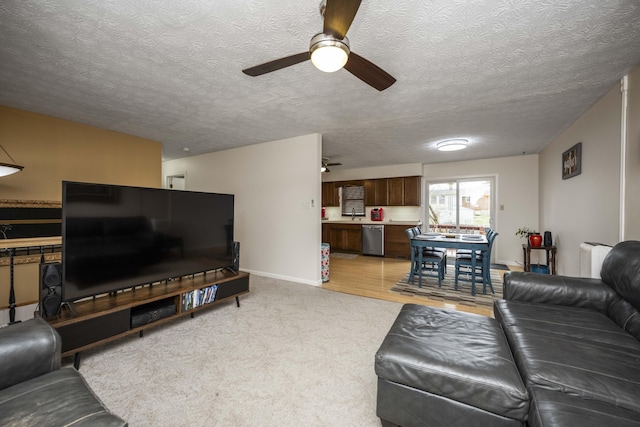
(390, 269), (504, 308)
(69, 275), (403, 426)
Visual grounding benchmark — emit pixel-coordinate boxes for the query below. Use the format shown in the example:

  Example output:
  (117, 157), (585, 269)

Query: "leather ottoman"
(375, 304), (529, 427)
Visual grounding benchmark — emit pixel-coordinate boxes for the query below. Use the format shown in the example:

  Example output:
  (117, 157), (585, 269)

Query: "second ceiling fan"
(242, 0), (396, 91)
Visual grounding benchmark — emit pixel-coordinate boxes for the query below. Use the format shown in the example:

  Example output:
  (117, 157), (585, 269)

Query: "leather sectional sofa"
(0, 317), (126, 426)
(376, 240), (640, 426)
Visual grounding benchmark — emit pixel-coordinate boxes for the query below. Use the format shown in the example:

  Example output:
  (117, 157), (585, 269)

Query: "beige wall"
(539, 84), (622, 276)
(0, 106), (162, 200)
(163, 134), (323, 286)
(0, 106), (162, 309)
(624, 66), (640, 240)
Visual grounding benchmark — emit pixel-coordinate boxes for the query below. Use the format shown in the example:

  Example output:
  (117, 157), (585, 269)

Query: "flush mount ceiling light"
(310, 33), (350, 73)
(437, 139), (469, 152)
(0, 144), (24, 177)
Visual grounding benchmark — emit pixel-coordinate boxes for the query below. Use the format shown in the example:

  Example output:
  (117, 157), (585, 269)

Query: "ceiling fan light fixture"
(437, 139), (469, 152)
(310, 33), (350, 73)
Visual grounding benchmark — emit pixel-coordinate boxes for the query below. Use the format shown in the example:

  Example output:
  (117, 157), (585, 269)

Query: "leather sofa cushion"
(528, 386), (640, 427)
(0, 367), (127, 427)
(495, 300), (640, 352)
(495, 300), (640, 414)
(601, 240), (640, 311)
(375, 304), (529, 421)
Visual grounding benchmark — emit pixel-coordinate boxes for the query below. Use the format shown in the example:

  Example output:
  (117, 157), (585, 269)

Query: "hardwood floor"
(322, 254), (513, 317)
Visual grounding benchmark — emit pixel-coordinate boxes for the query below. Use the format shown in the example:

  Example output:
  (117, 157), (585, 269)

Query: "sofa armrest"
(0, 318), (61, 390)
(503, 271), (617, 312)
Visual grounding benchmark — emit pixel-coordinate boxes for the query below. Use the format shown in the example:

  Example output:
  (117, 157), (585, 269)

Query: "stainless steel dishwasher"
(362, 224), (384, 256)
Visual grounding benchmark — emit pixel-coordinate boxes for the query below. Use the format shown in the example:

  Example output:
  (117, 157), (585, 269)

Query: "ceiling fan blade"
(326, 162), (342, 166)
(323, 0), (362, 39)
(344, 52), (396, 91)
(242, 52), (310, 76)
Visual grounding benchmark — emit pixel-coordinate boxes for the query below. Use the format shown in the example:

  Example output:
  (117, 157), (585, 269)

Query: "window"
(341, 185), (366, 216)
(427, 178), (495, 234)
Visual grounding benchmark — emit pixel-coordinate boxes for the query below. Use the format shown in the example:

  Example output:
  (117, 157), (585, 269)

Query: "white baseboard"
(241, 269), (322, 287)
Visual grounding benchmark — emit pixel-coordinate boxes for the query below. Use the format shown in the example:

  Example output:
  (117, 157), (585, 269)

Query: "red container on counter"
(371, 208), (384, 221)
(321, 207), (326, 218)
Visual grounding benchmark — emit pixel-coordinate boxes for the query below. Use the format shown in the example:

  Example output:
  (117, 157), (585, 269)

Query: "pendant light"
(0, 145), (24, 177)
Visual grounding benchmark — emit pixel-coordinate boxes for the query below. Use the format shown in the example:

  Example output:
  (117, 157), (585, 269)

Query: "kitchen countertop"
(322, 219), (421, 226)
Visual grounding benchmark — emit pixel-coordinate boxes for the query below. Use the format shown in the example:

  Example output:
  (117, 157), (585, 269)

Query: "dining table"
(410, 233), (490, 296)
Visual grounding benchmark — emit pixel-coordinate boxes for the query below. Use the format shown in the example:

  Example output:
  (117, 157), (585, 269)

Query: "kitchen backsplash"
(323, 206), (422, 222)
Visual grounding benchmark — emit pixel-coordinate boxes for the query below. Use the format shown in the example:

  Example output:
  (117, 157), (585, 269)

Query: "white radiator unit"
(579, 242), (612, 278)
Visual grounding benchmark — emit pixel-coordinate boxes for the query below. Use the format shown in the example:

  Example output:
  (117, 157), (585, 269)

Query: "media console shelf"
(45, 270), (249, 369)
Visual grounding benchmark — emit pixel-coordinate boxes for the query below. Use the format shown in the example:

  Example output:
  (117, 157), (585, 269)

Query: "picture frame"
(562, 142), (582, 180)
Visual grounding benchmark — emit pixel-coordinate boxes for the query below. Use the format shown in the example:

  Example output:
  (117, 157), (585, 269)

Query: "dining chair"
(415, 226), (447, 273)
(454, 231), (498, 294)
(405, 228), (446, 287)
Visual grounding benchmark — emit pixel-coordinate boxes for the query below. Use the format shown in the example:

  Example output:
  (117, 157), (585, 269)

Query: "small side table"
(522, 244), (557, 275)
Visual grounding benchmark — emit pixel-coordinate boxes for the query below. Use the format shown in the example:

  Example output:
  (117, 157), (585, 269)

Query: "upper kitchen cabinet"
(403, 176), (421, 206)
(364, 176), (420, 206)
(372, 179), (389, 206)
(322, 182), (339, 207)
(388, 178), (404, 205)
(364, 179), (388, 206)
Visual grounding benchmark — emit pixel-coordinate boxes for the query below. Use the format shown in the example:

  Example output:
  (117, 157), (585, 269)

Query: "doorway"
(426, 178), (495, 234)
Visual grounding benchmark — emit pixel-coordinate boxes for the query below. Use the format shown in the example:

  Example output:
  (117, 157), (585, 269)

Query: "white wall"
(539, 85), (622, 276)
(162, 134), (323, 285)
(623, 65), (640, 240)
(322, 163), (423, 182)
(423, 155), (539, 266)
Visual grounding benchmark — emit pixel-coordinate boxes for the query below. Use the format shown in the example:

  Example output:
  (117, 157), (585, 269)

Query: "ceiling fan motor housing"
(309, 33), (350, 72)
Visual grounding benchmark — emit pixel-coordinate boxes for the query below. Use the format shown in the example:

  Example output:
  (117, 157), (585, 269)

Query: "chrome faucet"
(352, 208), (356, 220)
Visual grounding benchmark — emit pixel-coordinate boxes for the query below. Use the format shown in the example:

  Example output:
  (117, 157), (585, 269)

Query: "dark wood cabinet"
(374, 179), (389, 206)
(388, 178), (404, 205)
(322, 182), (339, 207)
(364, 180), (376, 206)
(362, 176), (420, 207)
(403, 176), (421, 206)
(384, 225), (412, 259)
(323, 223), (362, 253)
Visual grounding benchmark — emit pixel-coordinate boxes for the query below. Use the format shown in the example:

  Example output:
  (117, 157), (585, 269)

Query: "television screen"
(62, 181), (234, 302)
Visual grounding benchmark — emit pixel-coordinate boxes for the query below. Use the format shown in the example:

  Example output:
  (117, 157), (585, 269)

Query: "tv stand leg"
(236, 296), (240, 307)
(139, 330), (144, 338)
(62, 301), (77, 316)
(74, 353), (81, 370)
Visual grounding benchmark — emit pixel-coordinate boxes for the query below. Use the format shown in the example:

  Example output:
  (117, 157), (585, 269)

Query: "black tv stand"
(45, 271), (249, 369)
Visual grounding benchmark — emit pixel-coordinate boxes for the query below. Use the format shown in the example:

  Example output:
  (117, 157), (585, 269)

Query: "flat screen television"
(62, 181), (235, 303)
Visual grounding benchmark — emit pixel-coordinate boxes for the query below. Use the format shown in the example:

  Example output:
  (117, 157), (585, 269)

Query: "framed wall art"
(562, 142), (582, 180)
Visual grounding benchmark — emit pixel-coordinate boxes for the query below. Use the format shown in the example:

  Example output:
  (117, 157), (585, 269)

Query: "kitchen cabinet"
(388, 178), (404, 205)
(322, 223), (362, 253)
(403, 176), (421, 206)
(374, 179), (389, 206)
(388, 176), (421, 206)
(322, 182), (339, 207)
(384, 225), (412, 259)
(364, 180), (376, 206)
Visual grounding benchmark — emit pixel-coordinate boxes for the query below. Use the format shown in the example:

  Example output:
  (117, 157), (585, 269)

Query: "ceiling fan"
(321, 157), (342, 173)
(242, 0), (396, 91)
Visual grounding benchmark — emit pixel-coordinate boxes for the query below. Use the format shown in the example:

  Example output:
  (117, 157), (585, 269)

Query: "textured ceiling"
(1, 1), (640, 169)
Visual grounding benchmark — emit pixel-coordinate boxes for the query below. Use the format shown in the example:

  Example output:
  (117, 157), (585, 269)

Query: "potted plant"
(516, 227), (542, 247)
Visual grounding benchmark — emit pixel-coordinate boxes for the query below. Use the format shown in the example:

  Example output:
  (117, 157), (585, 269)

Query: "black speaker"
(232, 241), (240, 272)
(41, 263), (62, 289)
(40, 263), (62, 317)
(543, 231), (553, 247)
